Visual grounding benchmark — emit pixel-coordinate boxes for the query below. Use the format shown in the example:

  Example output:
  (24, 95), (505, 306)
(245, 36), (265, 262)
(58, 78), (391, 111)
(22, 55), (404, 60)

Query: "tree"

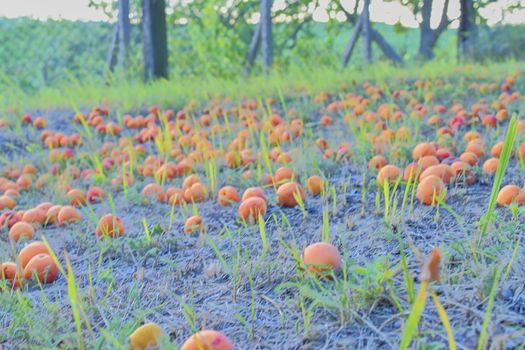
(260, 0), (273, 71)
(418, 0), (451, 59)
(458, 0), (477, 60)
(118, 0), (131, 68)
(341, 0), (403, 67)
(142, 0), (168, 80)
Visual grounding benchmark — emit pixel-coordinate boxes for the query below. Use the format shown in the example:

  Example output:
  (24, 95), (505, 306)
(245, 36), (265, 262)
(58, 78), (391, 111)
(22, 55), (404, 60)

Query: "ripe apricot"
(22, 208), (47, 225)
(129, 323), (163, 350)
(412, 143), (436, 160)
(1, 262), (22, 289)
(420, 164), (454, 184)
(217, 186), (240, 206)
(416, 175), (445, 205)
(45, 205), (62, 225)
(418, 155), (439, 171)
(497, 185), (525, 206)
(241, 187), (266, 202)
(86, 186), (105, 203)
(368, 155), (388, 170)
(142, 183), (165, 203)
(16, 174), (32, 190)
(181, 330), (233, 350)
(303, 242), (341, 273)
(238, 197), (267, 224)
(182, 174), (201, 190)
(491, 142), (503, 158)
(167, 187), (185, 205)
(18, 242), (49, 268)
(465, 142), (485, 158)
(9, 222), (34, 242)
(57, 206), (82, 226)
(67, 188), (86, 206)
(306, 176), (323, 196)
(184, 215), (204, 234)
(459, 152), (479, 166)
(36, 202), (53, 212)
(274, 167), (296, 184)
(184, 182), (207, 203)
(23, 253), (59, 283)
(276, 182), (306, 207)
(0, 195), (16, 210)
(482, 158), (499, 175)
(376, 165), (401, 187)
(96, 214), (125, 238)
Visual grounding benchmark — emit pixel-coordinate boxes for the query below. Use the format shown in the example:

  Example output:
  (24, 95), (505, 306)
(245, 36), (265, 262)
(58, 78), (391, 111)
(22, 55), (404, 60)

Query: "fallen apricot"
(412, 143), (436, 160)
(181, 330), (234, 350)
(416, 175), (445, 205)
(241, 187), (266, 202)
(96, 214), (125, 237)
(0, 195), (16, 210)
(368, 155), (388, 170)
(303, 242), (341, 273)
(306, 176), (323, 196)
(23, 253), (59, 283)
(9, 222), (34, 242)
(377, 165), (401, 187)
(482, 158), (499, 175)
(129, 323), (163, 350)
(217, 186), (240, 206)
(86, 186), (105, 203)
(142, 183), (165, 203)
(184, 215), (204, 234)
(276, 182), (306, 207)
(497, 185), (525, 206)
(1, 262), (22, 289)
(18, 242), (49, 268)
(238, 197), (267, 224)
(57, 206), (82, 226)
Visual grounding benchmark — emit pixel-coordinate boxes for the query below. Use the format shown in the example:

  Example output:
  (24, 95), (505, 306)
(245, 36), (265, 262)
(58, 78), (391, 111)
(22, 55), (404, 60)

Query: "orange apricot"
(376, 165), (401, 187)
(412, 143), (436, 160)
(9, 222), (34, 242)
(303, 242), (341, 273)
(17, 242), (49, 268)
(418, 155), (439, 171)
(46, 205), (62, 225)
(0, 195), (16, 210)
(306, 176), (323, 196)
(23, 253), (59, 283)
(491, 142), (503, 158)
(142, 183), (165, 203)
(368, 155), (388, 170)
(96, 214), (124, 238)
(184, 215), (204, 234)
(241, 187), (266, 202)
(459, 152), (479, 166)
(217, 186), (240, 206)
(184, 182), (207, 203)
(497, 185), (525, 206)
(1, 262), (22, 289)
(182, 174), (201, 190)
(86, 186), (105, 203)
(276, 182), (306, 207)
(67, 188), (87, 206)
(274, 167), (296, 184)
(482, 158), (499, 175)
(416, 175), (445, 205)
(16, 174), (32, 190)
(181, 330), (233, 350)
(57, 206), (82, 226)
(238, 197), (267, 224)
(420, 164), (454, 184)
(167, 187), (185, 205)
(22, 208), (47, 225)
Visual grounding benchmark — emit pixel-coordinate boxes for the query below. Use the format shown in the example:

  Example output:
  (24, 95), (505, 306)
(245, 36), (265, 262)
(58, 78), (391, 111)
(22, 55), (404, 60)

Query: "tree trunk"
(142, 0), (168, 80)
(118, 0), (131, 69)
(458, 0), (477, 60)
(418, 0), (450, 60)
(106, 24), (119, 76)
(341, 16), (362, 67)
(243, 22), (261, 75)
(361, 0), (372, 63)
(370, 28), (403, 63)
(260, 0), (273, 71)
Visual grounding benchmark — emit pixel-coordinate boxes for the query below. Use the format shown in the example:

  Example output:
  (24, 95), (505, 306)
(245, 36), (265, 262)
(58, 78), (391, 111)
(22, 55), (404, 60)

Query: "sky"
(0, 0), (523, 27)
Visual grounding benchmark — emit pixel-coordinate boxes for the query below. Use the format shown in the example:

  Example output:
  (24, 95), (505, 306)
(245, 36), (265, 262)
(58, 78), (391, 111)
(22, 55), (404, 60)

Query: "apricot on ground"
(376, 165), (401, 187)
(217, 186), (240, 206)
(482, 158), (499, 175)
(416, 175), (445, 205)
(497, 185), (525, 206)
(57, 206), (82, 226)
(181, 330), (234, 350)
(238, 197), (267, 224)
(241, 187), (266, 202)
(306, 176), (324, 196)
(18, 241), (49, 268)
(129, 322), (163, 350)
(184, 215), (204, 234)
(96, 214), (125, 238)
(276, 182), (306, 207)
(9, 222), (34, 242)
(303, 242), (341, 273)
(23, 253), (59, 283)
